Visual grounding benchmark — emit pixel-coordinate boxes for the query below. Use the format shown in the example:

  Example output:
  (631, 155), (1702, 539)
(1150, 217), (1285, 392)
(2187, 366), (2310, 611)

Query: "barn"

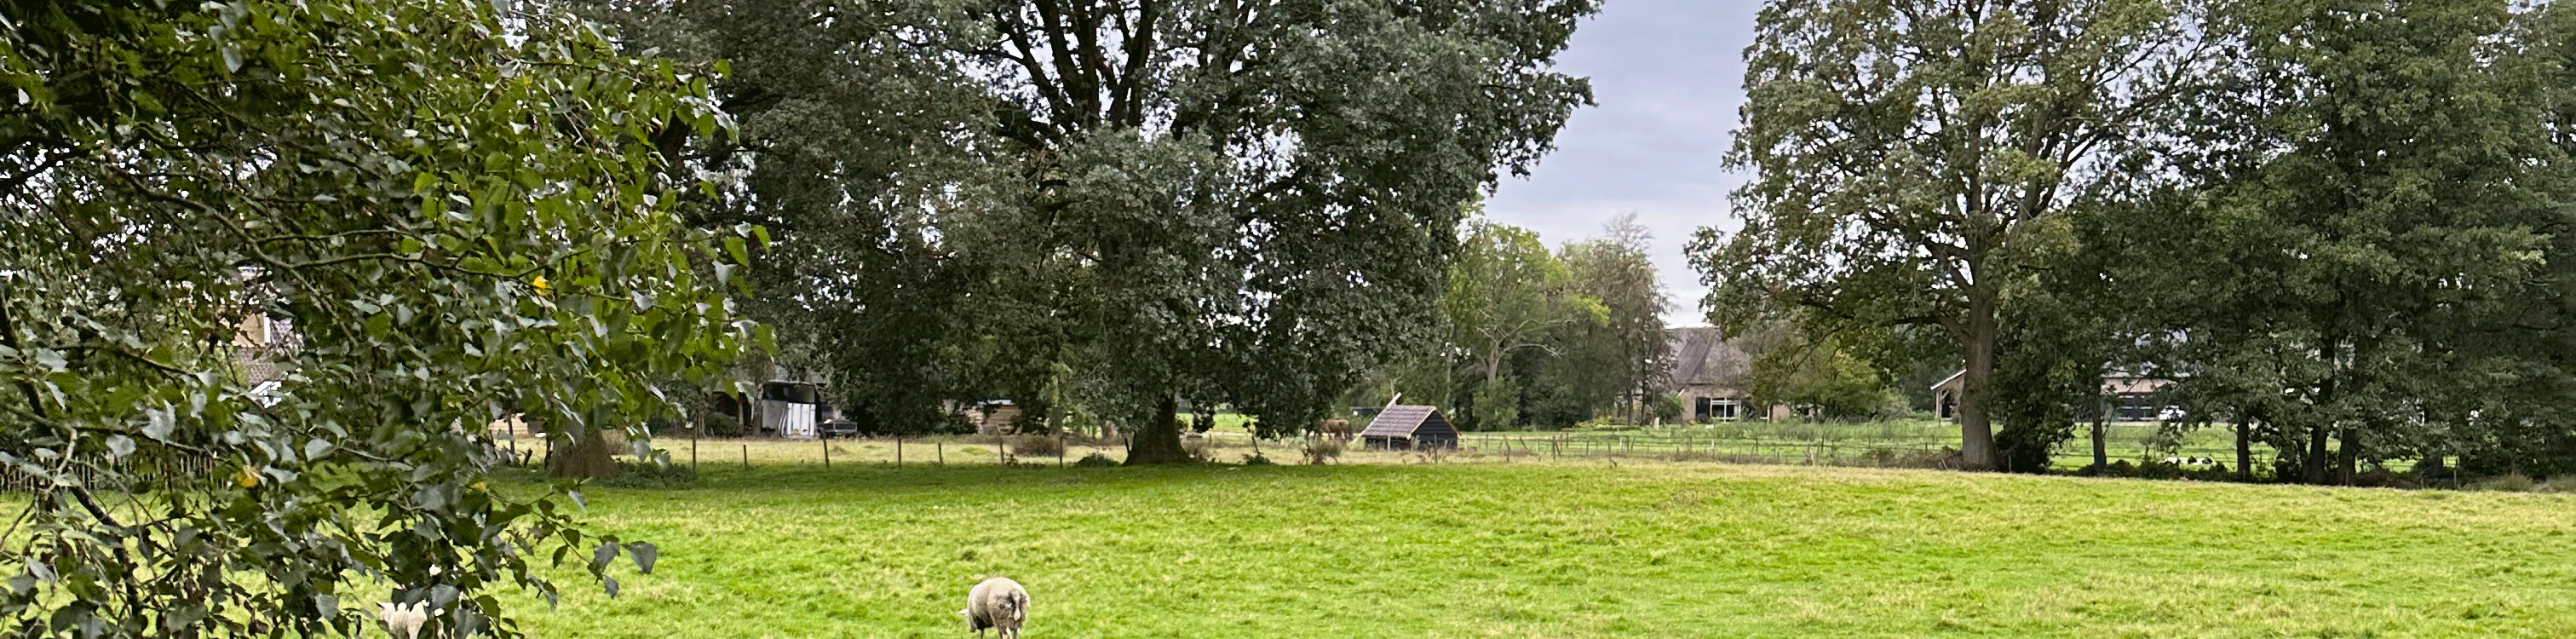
(1358, 405), (1459, 451)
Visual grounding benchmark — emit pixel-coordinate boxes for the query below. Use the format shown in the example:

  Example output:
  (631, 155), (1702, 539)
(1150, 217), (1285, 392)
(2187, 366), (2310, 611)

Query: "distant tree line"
(1367, 212), (1673, 431)
(1702, 0), (2576, 482)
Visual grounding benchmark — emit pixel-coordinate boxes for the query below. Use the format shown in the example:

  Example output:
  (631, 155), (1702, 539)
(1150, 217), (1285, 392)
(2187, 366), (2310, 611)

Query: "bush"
(605, 460), (699, 488)
(2475, 473), (2537, 492)
(1242, 453), (1277, 466)
(2135, 460), (2184, 481)
(2349, 469), (2417, 489)
(702, 414), (746, 438)
(1009, 435), (1065, 458)
(1073, 452), (1117, 468)
(1301, 438), (1343, 465)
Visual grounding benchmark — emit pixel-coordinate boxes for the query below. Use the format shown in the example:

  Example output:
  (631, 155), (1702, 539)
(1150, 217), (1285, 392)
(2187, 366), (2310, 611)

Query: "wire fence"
(486, 430), (2235, 474)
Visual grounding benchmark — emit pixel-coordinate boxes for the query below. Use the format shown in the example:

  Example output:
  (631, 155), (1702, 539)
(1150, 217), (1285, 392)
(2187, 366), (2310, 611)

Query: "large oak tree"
(1692, 0), (2216, 469)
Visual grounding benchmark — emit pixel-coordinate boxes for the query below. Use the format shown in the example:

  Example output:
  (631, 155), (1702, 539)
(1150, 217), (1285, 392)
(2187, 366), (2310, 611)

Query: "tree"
(1560, 213), (1670, 425)
(1693, 0), (2217, 469)
(1745, 332), (1903, 421)
(591, 0), (1598, 454)
(1, 0), (747, 636)
(2165, 0), (2573, 483)
(1442, 217), (1602, 429)
(956, 0), (1598, 459)
(569, 0), (1015, 435)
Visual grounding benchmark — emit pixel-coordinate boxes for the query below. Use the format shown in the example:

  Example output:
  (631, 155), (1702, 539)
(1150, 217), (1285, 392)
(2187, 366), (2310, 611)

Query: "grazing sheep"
(958, 577), (1028, 639)
(377, 601), (428, 639)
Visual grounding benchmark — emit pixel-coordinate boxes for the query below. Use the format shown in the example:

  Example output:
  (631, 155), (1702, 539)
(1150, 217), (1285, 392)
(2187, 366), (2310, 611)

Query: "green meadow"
(508, 461), (2576, 638)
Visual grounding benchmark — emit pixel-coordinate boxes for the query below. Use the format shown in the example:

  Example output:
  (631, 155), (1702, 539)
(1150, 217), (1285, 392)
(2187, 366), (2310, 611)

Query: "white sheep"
(377, 601), (428, 639)
(958, 577), (1029, 639)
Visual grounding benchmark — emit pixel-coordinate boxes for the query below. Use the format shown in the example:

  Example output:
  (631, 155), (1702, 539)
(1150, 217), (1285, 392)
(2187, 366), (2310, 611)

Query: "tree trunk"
(546, 425), (621, 480)
(2090, 393), (2108, 469)
(2234, 412), (2254, 482)
(1954, 291), (2000, 470)
(1123, 395), (1192, 465)
(2336, 424), (2360, 486)
(2304, 372), (2335, 484)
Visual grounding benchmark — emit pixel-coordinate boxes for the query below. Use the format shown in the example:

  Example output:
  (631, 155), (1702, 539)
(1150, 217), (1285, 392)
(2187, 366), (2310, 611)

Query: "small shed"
(1359, 405), (1458, 451)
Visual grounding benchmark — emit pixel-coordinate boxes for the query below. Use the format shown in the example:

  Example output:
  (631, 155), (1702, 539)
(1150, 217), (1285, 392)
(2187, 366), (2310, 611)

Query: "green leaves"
(0, 0), (748, 635)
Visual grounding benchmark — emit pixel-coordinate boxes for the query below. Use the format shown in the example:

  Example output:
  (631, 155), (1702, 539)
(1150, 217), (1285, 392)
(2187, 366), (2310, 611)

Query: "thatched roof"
(1666, 326), (1752, 395)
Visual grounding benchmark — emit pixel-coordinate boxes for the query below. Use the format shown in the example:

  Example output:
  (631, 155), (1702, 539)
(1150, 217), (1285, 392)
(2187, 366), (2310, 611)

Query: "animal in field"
(1315, 417), (1354, 441)
(959, 577), (1028, 638)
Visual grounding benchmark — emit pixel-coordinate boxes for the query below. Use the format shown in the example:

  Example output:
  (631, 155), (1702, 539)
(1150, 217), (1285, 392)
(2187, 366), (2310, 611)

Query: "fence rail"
(0, 454), (224, 493)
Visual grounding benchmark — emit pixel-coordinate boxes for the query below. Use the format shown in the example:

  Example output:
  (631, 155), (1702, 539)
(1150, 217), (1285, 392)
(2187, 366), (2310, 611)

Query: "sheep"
(958, 577), (1029, 639)
(377, 601), (428, 639)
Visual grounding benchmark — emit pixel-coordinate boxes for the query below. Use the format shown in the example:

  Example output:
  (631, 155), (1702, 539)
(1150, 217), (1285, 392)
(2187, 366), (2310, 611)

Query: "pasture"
(508, 460), (2576, 638)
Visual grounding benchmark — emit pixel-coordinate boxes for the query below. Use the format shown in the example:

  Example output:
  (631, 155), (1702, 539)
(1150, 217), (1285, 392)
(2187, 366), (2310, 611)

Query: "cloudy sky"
(1481, 1), (1762, 327)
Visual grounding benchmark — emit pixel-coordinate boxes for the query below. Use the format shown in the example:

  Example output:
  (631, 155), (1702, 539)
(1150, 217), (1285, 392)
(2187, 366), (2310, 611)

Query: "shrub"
(1242, 453), (1277, 466)
(1073, 452), (1117, 468)
(2476, 473), (2537, 492)
(2136, 460), (2183, 481)
(605, 460), (699, 488)
(1009, 435), (1065, 458)
(1302, 438), (1343, 465)
(700, 414), (741, 438)
(2350, 469), (2416, 489)
(2106, 459), (2137, 477)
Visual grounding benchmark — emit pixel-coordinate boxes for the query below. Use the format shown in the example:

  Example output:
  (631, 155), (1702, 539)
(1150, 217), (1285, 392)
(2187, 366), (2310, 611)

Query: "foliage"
(0, 0), (746, 635)
(2113, 0), (2576, 484)
(604, 461), (702, 489)
(1694, 0), (2217, 469)
(589, 0), (1601, 457)
(1553, 213), (1671, 425)
(1742, 327), (1902, 422)
(1073, 452), (1118, 468)
(1007, 435), (1065, 458)
(1651, 393), (1685, 423)
(1443, 215), (1605, 429)
(1300, 438), (1344, 465)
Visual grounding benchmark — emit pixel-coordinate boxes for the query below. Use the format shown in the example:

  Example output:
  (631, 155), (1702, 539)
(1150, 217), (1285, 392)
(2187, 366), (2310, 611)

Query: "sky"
(1481, 0), (1762, 328)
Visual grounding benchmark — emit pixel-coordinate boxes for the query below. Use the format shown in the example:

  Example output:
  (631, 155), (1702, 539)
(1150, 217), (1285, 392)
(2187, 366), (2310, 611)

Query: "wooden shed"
(1359, 405), (1458, 451)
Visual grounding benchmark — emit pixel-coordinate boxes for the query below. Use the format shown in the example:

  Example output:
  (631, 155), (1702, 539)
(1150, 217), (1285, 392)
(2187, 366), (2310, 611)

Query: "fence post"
(896, 437), (904, 467)
(742, 444), (749, 469)
(690, 437), (698, 473)
(938, 441), (945, 466)
(823, 437), (831, 468)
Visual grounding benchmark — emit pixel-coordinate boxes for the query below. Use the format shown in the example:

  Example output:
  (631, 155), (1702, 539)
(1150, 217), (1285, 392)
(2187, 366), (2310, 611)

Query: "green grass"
(509, 461), (2576, 638)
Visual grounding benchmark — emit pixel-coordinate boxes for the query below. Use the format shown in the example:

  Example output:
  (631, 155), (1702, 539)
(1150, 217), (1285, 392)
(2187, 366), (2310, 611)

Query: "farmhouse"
(1665, 326), (1789, 422)
(1930, 371), (2177, 421)
(1358, 405), (1459, 450)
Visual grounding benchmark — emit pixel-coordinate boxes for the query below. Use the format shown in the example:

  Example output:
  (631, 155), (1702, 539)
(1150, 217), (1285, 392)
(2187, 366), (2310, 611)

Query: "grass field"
(506, 461), (2576, 638)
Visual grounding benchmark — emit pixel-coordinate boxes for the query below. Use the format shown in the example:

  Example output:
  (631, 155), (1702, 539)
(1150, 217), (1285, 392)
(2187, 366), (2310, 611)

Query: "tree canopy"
(2, 0), (750, 635)
(591, 0), (1603, 457)
(1697, 0), (2222, 469)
